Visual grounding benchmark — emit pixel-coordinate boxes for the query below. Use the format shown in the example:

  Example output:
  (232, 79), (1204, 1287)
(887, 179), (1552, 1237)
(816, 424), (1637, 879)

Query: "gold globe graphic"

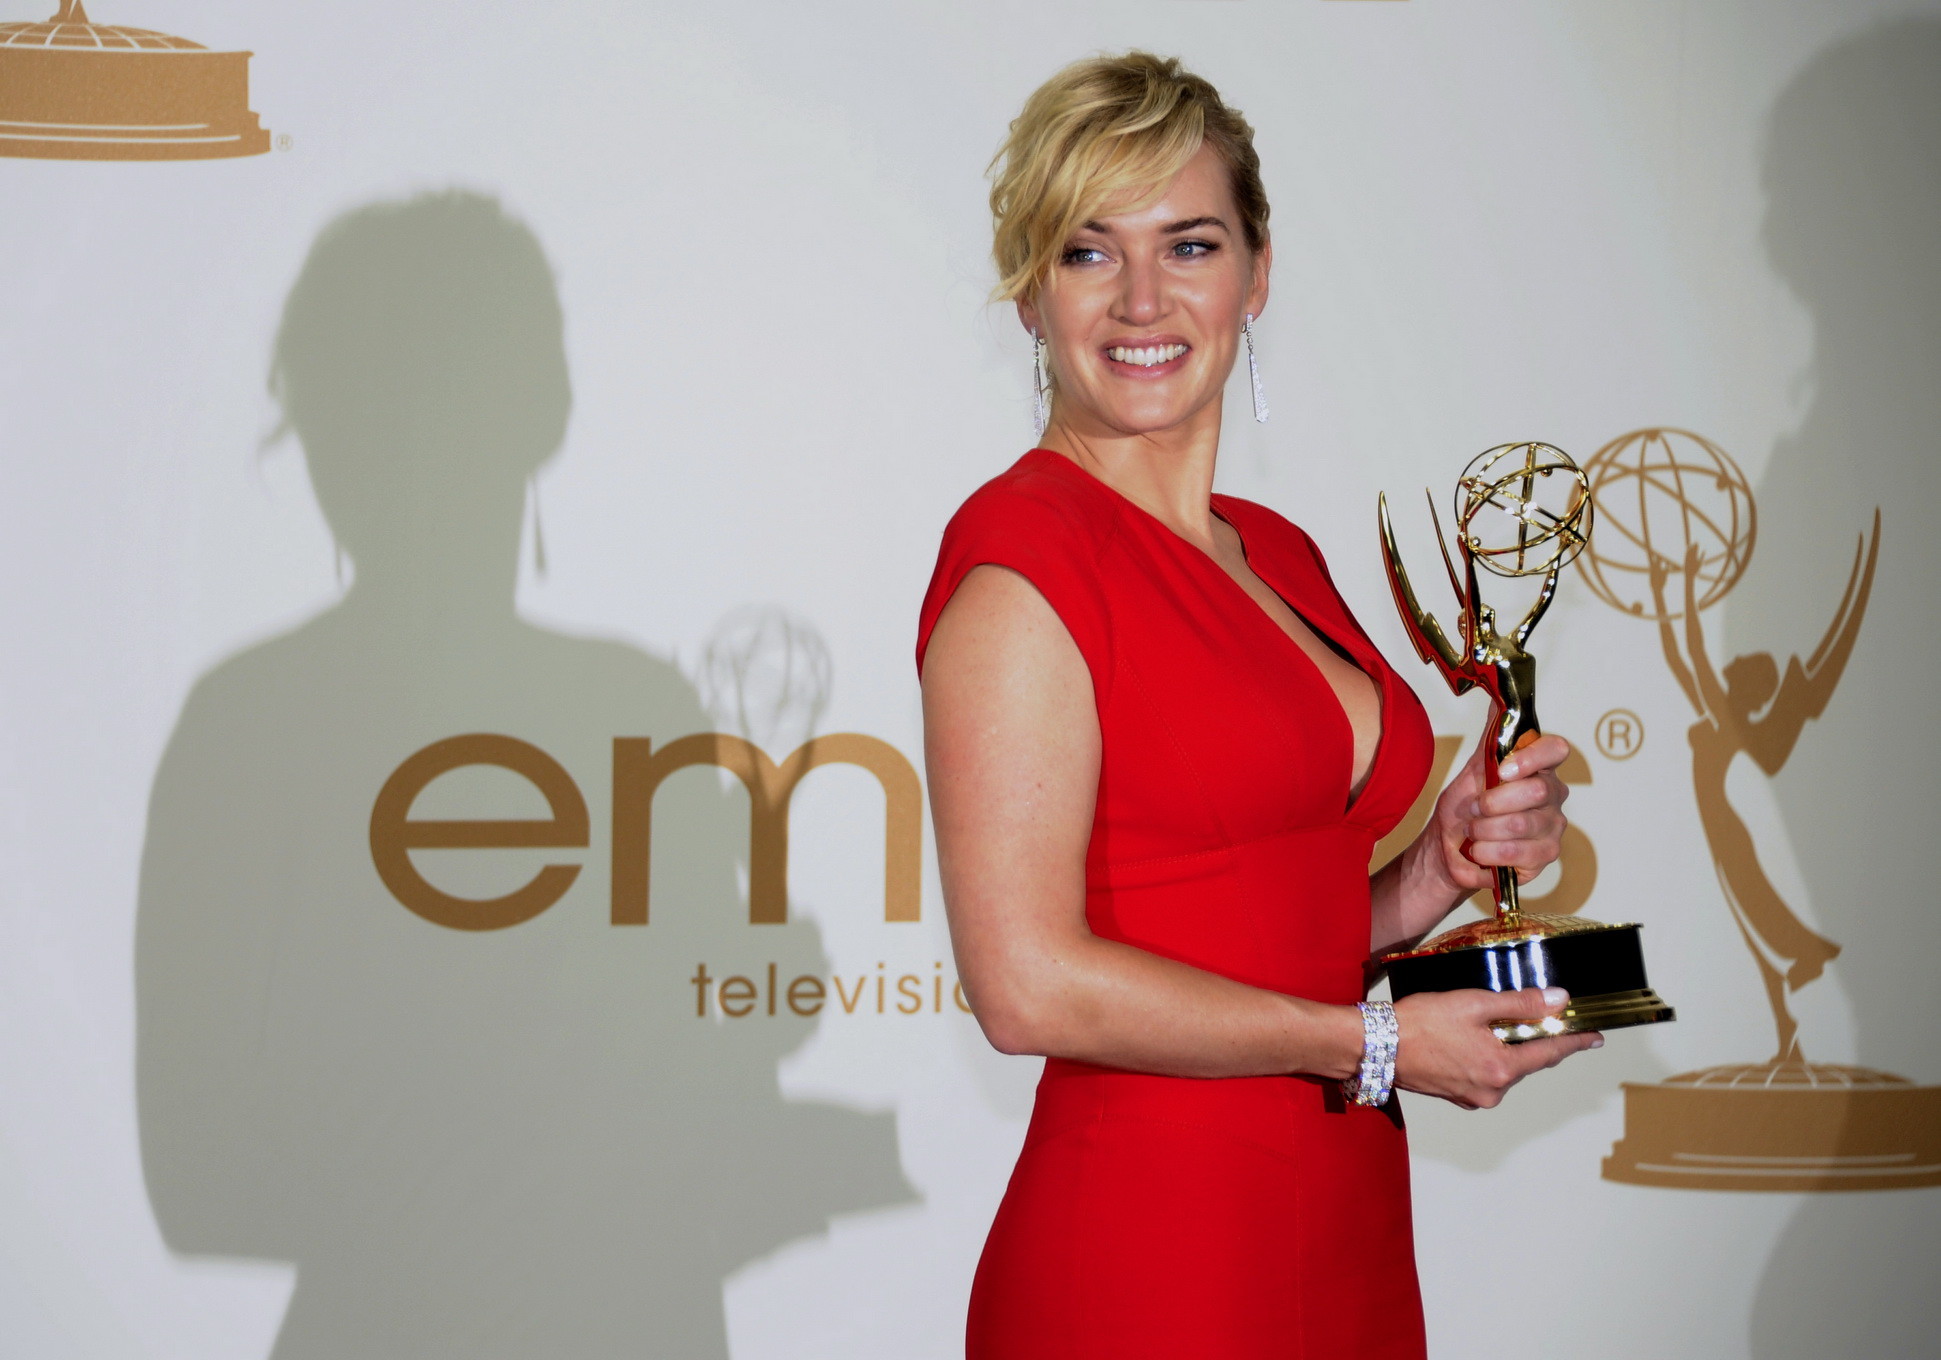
(1455, 441), (1593, 579)
(1581, 429), (1756, 620)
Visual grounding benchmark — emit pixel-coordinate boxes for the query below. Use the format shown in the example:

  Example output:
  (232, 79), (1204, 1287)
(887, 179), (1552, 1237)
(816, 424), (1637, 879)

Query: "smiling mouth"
(1105, 343), (1189, 367)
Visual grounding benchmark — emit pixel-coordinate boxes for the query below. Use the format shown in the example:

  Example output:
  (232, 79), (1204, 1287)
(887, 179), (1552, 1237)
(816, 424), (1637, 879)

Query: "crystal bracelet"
(1341, 1000), (1399, 1108)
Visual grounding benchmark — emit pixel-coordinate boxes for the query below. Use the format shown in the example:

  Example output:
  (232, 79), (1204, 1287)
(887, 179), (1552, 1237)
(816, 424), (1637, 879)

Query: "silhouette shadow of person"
(135, 190), (913, 1358)
(1737, 19), (1941, 1359)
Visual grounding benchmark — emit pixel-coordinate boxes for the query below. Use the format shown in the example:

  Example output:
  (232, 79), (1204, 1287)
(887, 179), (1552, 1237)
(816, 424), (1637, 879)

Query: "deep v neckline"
(1209, 501), (1390, 812)
(1027, 450), (1391, 814)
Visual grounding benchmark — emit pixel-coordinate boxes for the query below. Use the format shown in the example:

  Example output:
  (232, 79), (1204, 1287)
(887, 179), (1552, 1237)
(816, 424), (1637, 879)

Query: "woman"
(917, 54), (1599, 1358)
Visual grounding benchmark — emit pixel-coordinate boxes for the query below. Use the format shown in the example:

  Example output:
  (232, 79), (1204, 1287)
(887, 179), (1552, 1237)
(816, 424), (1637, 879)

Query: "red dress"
(917, 451), (1436, 1360)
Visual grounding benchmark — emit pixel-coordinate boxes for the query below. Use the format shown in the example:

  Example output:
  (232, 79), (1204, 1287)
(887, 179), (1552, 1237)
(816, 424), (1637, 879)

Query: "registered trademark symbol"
(1595, 708), (1645, 760)
(275, 133), (293, 152)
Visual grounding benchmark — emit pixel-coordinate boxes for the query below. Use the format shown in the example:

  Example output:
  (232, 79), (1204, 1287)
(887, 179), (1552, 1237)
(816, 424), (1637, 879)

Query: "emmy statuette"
(1375, 443), (1675, 1042)
(1576, 428), (1941, 1191)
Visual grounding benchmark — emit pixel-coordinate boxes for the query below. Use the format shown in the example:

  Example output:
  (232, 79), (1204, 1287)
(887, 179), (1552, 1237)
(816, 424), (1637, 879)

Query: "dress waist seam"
(1025, 1103), (1306, 1168)
(1088, 822), (1367, 876)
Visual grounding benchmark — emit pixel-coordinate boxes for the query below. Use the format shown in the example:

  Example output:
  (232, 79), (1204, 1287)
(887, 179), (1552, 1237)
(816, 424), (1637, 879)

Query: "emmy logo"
(1586, 428), (1941, 1191)
(0, 1), (270, 160)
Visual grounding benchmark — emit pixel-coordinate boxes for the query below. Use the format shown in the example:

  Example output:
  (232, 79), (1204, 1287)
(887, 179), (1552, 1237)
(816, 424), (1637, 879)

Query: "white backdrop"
(2, 2), (1937, 1356)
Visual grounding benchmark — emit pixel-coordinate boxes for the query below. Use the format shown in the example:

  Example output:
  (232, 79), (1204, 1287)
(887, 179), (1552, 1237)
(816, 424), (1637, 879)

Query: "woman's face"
(1020, 143), (1270, 442)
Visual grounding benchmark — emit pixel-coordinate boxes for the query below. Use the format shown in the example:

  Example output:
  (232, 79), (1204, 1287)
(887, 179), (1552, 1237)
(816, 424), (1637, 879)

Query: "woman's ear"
(1245, 240), (1272, 322)
(1015, 296), (1042, 340)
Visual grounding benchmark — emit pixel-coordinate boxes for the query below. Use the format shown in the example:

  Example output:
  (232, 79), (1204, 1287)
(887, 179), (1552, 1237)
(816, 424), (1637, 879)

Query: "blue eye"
(1061, 245), (1108, 265)
(1172, 239), (1217, 257)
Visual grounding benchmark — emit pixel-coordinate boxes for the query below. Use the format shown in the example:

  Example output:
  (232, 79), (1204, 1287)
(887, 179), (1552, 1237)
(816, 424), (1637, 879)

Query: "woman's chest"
(1087, 534), (1415, 860)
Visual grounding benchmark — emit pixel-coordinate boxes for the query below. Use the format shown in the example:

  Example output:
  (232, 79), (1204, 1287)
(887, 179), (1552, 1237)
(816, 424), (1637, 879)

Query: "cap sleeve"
(915, 470), (1117, 707)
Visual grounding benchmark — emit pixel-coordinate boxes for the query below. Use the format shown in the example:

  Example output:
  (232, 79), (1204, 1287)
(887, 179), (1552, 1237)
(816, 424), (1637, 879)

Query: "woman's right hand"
(1391, 987), (1602, 1109)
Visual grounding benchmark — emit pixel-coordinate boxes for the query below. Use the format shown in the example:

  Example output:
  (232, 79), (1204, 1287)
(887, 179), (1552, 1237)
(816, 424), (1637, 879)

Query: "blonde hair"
(989, 52), (1269, 302)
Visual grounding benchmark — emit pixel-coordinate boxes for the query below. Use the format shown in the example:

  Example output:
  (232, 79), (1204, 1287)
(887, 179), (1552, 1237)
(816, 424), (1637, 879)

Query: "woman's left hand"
(1422, 734), (1573, 901)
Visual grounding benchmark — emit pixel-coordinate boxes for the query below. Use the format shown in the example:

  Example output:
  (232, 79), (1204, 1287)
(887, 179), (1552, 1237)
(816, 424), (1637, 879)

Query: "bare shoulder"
(923, 565), (1091, 706)
(930, 563), (1071, 648)
(923, 564), (1098, 810)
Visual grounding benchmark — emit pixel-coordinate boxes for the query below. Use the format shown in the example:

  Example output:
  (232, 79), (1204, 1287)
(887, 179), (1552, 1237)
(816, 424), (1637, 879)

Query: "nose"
(1111, 251), (1164, 327)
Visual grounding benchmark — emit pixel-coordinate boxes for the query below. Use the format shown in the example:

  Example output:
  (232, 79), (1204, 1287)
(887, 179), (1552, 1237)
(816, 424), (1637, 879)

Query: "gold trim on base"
(1380, 911), (1630, 963)
(1492, 987), (1675, 1042)
(0, 43), (270, 163)
(1604, 1064), (1941, 1191)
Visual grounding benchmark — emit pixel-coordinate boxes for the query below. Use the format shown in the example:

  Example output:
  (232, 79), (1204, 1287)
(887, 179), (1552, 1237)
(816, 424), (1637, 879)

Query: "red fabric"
(917, 450), (1436, 1360)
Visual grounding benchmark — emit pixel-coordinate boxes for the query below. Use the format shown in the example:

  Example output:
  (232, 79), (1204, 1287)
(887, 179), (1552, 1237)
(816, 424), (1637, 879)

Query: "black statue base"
(1381, 914), (1675, 1042)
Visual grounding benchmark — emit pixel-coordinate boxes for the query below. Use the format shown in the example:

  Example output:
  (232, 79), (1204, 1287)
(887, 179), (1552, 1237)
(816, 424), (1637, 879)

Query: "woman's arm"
(1368, 734), (1575, 956)
(927, 564), (1594, 1103)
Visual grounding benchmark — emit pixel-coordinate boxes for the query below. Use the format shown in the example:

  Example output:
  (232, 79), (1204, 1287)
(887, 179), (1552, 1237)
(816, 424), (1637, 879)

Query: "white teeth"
(1107, 344), (1188, 367)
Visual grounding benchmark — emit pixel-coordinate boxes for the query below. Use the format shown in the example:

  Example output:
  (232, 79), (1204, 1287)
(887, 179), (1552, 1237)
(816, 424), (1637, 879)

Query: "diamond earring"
(1031, 332), (1051, 440)
(1243, 313), (1269, 423)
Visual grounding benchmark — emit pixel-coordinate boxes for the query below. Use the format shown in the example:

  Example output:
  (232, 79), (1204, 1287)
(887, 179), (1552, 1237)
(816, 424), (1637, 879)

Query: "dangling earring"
(1243, 313), (1269, 423)
(1031, 332), (1051, 441)
(529, 473), (549, 578)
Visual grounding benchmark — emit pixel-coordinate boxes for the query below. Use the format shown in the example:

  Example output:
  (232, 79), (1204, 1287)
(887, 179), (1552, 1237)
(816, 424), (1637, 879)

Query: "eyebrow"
(1077, 215), (1231, 235)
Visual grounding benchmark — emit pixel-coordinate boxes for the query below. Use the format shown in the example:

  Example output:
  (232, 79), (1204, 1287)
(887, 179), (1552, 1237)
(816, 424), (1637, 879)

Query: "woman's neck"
(1038, 401), (1225, 550)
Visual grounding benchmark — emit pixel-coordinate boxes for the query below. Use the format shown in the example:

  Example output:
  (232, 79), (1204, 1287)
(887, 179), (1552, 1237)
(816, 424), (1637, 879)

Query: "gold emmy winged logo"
(0, 0), (269, 160)
(1584, 429), (1940, 1192)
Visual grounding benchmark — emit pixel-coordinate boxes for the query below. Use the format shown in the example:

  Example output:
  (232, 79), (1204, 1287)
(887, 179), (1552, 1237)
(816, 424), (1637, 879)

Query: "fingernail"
(1500, 760), (1519, 780)
(1542, 987), (1568, 1008)
(1466, 799), (1483, 820)
(1590, 1037), (1605, 1049)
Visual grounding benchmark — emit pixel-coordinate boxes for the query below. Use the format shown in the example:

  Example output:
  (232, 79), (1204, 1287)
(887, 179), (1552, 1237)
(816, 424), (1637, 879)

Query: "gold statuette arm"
(1650, 553), (1704, 715)
(1513, 562), (1561, 648)
(1378, 492), (1474, 696)
(1682, 542), (1734, 723)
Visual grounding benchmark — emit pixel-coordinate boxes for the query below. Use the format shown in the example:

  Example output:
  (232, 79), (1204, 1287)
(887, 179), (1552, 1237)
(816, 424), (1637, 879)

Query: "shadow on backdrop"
(135, 191), (913, 1358)
(1739, 20), (1941, 1359)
